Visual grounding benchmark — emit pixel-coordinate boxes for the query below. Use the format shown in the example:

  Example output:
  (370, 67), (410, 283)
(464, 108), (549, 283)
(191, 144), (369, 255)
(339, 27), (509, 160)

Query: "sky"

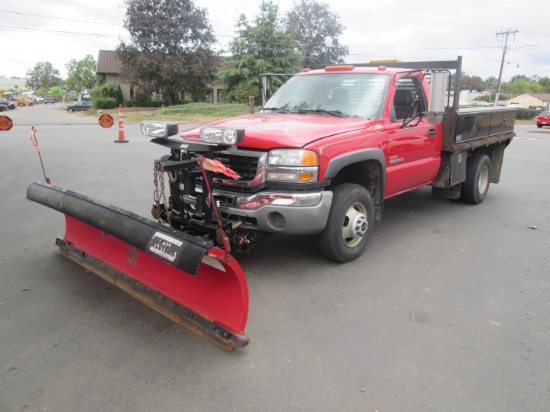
(1, 0), (549, 84)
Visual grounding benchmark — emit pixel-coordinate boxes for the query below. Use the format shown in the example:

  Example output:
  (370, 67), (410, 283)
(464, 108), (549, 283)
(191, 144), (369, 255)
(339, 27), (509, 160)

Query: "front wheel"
(462, 153), (491, 204)
(68, 108), (74, 113)
(318, 184), (375, 262)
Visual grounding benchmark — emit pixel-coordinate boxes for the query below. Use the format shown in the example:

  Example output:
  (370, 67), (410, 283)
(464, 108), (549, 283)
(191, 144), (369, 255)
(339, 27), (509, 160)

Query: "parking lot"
(1, 104), (549, 411)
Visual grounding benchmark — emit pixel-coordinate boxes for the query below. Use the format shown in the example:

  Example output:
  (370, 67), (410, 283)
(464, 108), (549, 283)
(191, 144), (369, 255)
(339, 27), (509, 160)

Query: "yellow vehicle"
(2, 92), (33, 106)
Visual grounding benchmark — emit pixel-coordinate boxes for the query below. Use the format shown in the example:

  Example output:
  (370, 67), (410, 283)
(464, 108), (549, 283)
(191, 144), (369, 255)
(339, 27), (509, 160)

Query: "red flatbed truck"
(175, 56), (515, 262)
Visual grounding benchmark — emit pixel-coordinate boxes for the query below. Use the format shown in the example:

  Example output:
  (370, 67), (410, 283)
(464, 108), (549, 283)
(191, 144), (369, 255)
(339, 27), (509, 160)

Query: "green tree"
(284, 0), (348, 67)
(25, 62), (63, 91)
(65, 55), (98, 93)
(460, 74), (471, 90)
(503, 77), (543, 94)
(460, 74), (485, 92)
(509, 74), (530, 83)
(116, 0), (219, 105)
(468, 75), (485, 92)
(219, 0), (302, 103)
(537, 77), (550, 93)
(485, 76), (498, 93)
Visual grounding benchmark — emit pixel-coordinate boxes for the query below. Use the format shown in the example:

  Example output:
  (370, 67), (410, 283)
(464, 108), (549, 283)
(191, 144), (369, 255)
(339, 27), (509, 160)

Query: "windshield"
(261, 73), (389, 119)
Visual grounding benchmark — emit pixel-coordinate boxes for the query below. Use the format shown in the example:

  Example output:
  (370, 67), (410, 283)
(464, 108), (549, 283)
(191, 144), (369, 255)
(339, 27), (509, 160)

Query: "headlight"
(267, 149), (319, 166)
(267, 149), (319, 182)
(200, 126), (244, 145)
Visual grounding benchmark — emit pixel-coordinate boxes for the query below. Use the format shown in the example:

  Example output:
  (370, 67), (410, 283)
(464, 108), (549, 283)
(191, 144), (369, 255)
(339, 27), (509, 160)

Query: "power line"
(0, 9), (123, 26)
(0, 25), (118, 38)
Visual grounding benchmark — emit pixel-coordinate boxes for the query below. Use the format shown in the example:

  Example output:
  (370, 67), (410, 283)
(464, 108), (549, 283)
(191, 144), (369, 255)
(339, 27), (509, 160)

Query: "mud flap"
(27, 181), (249, 351)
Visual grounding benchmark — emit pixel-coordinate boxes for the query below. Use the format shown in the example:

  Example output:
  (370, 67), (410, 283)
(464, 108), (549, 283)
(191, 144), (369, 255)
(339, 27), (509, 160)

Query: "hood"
(181, 114), (370, 150)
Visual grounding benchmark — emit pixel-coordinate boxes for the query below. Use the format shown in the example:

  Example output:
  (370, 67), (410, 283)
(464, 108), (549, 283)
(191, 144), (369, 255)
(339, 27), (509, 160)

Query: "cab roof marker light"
(324, 65), (355, 72)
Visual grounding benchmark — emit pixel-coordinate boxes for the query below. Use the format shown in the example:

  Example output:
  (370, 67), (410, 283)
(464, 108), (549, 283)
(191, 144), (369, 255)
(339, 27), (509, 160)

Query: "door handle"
(428, 128), (436, 138)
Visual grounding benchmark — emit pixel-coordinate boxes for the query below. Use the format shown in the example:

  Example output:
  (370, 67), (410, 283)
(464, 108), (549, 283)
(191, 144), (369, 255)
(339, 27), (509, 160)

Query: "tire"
(537, 124), (542, 128)
(68, 108), (74, 113)
(318, 183), (375, 262)
(462, 153), (491, 204)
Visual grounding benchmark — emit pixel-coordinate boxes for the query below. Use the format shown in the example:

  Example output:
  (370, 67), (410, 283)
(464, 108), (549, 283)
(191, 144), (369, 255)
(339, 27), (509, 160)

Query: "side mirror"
(427, 71), (448, 125)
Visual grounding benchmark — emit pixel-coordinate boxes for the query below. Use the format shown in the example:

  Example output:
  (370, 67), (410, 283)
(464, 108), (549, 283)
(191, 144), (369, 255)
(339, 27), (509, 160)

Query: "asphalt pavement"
(1, 104), (549, 411)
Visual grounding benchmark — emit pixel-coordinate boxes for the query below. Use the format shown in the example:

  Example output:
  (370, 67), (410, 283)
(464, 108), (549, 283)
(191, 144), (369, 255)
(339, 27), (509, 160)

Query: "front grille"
(215, 154), (260, 181)
(212, 150), (267, 190)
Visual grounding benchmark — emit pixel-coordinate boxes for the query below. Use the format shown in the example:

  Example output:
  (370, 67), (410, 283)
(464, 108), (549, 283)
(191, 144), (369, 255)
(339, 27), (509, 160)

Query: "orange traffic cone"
(114, 104), (129, 143)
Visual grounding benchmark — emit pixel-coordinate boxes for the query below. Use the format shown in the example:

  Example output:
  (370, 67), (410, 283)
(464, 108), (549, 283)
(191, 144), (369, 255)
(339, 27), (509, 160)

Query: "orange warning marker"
(99, 113), (114, 128)
(0, 115), (13, 131)
(115, 105), (129, 143)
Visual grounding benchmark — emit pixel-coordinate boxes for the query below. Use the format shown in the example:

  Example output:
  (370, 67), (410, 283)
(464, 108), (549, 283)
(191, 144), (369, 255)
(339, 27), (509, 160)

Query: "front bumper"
(187, 189), (333, 235)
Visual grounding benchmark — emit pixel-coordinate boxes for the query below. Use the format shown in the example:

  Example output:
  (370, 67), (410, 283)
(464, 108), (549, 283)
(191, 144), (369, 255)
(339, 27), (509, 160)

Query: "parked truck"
(2, 92), (33, 106)
(28, 57), (514, 350)
(173, 56), (514, 262)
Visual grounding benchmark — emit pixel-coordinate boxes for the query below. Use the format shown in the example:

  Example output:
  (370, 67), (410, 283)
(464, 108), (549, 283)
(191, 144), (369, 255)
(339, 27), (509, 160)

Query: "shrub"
(515, 108), (536, 120)
(131, 93), (160, 107)
(125, 95), (191, 108)
(94, 97), (117, 110)
(90, 83), (123, 105)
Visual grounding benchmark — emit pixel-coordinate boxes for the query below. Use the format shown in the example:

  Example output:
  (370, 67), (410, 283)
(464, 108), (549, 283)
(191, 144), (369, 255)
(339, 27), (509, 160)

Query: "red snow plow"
(27, 123), (250, 351)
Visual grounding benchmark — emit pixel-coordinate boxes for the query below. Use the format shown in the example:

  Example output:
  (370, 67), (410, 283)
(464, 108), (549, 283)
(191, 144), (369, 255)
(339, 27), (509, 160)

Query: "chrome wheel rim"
(342, 202), (368, 247)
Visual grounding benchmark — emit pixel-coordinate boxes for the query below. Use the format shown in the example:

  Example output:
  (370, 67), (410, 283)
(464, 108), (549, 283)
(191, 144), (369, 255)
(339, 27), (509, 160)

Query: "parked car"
(536, 111), (550, 128)
(0, 98), (15, 109)
(44, 96), (55, 104)
(65, 101), (93, 113)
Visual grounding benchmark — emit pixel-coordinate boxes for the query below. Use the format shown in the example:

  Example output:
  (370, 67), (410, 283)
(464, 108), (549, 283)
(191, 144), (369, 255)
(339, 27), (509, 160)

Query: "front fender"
(323, 148), (386, 187)
(322, 148), (387, 221)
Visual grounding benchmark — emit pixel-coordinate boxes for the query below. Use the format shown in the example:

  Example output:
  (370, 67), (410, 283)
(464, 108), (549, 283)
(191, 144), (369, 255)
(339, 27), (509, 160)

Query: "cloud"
(1, 0), (548, 82)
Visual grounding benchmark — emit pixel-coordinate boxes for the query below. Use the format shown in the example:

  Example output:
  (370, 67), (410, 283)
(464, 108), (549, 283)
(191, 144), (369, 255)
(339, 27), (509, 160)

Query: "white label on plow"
(149, 232), (183, 262)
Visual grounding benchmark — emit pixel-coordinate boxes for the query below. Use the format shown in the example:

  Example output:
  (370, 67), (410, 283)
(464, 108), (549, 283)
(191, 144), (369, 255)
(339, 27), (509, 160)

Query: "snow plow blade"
(27, 181), (249, 351)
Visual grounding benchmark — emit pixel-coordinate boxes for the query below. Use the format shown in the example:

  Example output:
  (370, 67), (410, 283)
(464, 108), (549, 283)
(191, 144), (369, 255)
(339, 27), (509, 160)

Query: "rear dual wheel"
(318, 183), (374, 263)
(462, 153), (491, 204)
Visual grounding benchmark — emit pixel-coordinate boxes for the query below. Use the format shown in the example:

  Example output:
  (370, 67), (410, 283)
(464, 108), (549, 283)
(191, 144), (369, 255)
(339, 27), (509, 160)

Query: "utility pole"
(494, 29), (518, 107)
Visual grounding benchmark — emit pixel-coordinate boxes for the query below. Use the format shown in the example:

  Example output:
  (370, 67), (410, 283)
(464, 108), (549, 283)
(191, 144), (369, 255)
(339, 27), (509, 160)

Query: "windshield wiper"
(297, 109), (346, 118)
(261, 107), (292, 113)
